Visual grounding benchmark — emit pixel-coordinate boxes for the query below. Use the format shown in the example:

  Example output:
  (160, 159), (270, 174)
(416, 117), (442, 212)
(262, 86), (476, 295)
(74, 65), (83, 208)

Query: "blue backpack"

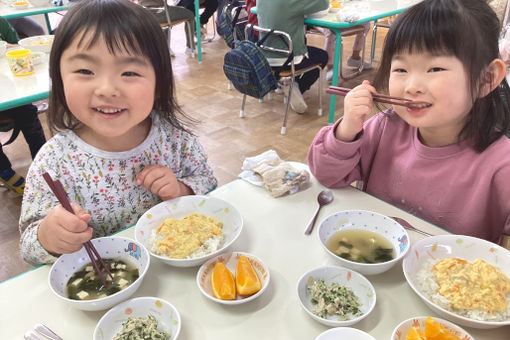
(217, 1), (247, 48)
(223, 30), (293, 100)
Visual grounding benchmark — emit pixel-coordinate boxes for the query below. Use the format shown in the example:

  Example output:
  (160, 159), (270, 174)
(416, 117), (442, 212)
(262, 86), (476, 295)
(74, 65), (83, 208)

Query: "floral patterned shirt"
(19, 113), (217, 266)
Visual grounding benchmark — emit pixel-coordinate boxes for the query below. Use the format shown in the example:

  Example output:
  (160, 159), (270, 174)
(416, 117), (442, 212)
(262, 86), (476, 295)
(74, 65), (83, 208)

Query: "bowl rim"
(315, 326), (377, 340)
(403, 234), (510, 327)
(390, 316), (474, 340)
(195, 251), (270, 305)
(48, 236), (150, 305)
(93, 296), (181, 340)
(317, 209), (410, 268)
(18, 34), (55, 43)
(134, 195), (244, 265)
(296, 265), (377, 326)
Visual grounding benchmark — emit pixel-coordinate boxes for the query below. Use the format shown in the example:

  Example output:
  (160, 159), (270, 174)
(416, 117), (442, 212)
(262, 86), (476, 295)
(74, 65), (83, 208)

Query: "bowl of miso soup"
(317, 210), (410, 275)
(49, 236), (150, 311)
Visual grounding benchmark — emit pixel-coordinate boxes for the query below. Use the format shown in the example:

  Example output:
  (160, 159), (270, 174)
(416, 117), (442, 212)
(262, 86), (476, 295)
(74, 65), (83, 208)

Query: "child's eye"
(392, 68), (407, 73)
(76, 69), (93, 75)
(428, 67), (445, 72)
(122, 71), (141, 77)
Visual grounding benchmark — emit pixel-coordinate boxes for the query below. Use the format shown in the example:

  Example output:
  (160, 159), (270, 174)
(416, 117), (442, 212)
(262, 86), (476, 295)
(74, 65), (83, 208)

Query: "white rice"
(149, 228), (223, 259)
(415, 258), (510, 322)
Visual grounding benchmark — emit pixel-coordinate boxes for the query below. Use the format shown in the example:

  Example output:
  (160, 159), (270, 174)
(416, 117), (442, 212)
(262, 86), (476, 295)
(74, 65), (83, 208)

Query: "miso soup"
(326, 229), (395, 264)
(66, 258), (139, 300)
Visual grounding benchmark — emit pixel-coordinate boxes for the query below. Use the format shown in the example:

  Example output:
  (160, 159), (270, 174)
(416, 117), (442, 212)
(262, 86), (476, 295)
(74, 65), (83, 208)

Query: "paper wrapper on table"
(239, 150), (310, 197)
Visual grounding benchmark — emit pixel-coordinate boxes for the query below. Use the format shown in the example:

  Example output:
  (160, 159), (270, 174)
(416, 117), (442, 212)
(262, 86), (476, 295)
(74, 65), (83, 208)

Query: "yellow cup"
(6, 49), (35, 77)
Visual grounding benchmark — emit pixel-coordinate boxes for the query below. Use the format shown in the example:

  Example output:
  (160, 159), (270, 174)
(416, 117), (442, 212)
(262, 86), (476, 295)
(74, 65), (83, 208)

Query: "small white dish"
(94, 296), (181, 340)
(12, 1), (29, 10)
(318, 210), (410, 275)
(196, 251), (270, 305)
(18, 35), (54, 53)
(391, 316), (475, 340)
(135, 195), (243, 267)
(297, 266), (376, 327)
(403, 235), (510, 329)
(315, 327), (376, 340)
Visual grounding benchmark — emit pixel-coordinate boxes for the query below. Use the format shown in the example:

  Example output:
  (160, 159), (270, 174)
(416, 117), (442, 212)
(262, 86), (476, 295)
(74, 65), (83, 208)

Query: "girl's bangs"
(75, 24), (143, 57)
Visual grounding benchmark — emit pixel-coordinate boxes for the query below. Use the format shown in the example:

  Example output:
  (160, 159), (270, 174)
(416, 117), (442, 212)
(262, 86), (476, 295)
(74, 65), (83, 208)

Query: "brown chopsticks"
(327, 86), (430, 109)
(42, 172), (113, 288)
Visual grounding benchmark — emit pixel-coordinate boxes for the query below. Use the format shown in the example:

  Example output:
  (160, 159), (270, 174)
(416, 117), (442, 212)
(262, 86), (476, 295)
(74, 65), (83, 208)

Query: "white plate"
(403, 235), (510, 329)
(196, 251), (270, 305)
(93, 296), (181, 340)
(315, 327), (376, 340)
(134, 195), (243, 267)
(297, 266), (376, 327)
(391, 316), (474, 340)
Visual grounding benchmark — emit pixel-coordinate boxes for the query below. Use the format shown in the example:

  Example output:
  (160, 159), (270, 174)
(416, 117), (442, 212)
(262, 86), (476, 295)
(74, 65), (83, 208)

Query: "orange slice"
(211, 262), (236, 300)
(405, 326), (426, 340)
(424, 317), (461, 340)
(235, 255), (261, 295)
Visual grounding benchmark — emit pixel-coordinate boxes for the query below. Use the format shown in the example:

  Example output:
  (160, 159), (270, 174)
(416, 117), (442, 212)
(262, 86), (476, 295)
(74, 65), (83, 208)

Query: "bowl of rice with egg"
(135, 195), (243, 267)
(403, 235), (510, 329)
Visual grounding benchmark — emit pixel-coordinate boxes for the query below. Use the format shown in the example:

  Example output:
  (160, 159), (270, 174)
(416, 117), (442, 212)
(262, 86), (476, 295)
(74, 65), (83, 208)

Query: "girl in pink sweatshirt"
(308, 0), (510, 245)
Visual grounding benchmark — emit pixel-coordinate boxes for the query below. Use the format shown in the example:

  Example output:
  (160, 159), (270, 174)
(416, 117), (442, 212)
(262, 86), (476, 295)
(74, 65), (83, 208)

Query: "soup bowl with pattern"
(134, 195), (243, 267)
(317, 210), (410, 275)
(48, 236), (150, 311)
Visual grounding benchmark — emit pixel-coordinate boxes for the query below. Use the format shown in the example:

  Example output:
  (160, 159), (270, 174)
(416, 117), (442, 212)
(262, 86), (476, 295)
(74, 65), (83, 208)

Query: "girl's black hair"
(373, 0), (510, 152)
(48, 0), (193, 133)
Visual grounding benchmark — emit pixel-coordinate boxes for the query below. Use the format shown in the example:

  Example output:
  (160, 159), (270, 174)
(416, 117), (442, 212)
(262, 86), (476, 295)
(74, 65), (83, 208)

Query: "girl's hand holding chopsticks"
(335, 80), (377, 142)
(38, 202), (93, 255)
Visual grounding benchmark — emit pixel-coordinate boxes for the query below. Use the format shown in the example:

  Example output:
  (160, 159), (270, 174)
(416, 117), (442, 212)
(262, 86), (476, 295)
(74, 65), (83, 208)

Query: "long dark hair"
(373, 0), (510, 152)
(48, 0), (193, 133)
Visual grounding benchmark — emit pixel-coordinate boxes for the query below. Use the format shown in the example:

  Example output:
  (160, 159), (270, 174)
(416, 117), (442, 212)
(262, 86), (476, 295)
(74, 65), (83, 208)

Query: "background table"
(0, 51), (50, 111)
(0, 1), (69, 34)
(1, 165), (508, 339)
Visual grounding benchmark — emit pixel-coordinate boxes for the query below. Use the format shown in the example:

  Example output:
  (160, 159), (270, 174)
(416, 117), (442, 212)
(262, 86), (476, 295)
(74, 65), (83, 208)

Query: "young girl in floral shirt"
(19, 0), (217, 266)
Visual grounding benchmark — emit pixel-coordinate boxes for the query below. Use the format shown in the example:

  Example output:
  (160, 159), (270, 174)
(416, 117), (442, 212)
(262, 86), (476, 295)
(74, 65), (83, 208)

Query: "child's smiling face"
(388, 51), (474, 147)
(60, 31), (156, 151)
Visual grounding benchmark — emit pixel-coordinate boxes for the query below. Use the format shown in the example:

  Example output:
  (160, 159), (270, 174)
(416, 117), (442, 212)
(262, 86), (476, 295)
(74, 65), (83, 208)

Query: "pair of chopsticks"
(42, 172), (113, 288)
(327, 86), (430, 109)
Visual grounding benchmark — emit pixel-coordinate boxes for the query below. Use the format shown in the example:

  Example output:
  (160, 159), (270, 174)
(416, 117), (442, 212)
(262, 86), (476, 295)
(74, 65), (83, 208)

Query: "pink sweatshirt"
(308, 110), (510, 244)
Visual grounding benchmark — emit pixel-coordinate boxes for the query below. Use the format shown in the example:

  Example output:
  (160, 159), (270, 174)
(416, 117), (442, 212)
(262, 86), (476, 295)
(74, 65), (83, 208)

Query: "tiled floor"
(0, 20), (381, 282)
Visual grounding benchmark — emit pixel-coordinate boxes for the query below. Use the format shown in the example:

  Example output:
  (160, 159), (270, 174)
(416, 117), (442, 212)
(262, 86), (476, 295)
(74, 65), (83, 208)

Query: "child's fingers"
(54, 228), (93, 254)
(136, 164), (165, 185)
(54, 205), (90, 233)
(70, 202), (91, 222)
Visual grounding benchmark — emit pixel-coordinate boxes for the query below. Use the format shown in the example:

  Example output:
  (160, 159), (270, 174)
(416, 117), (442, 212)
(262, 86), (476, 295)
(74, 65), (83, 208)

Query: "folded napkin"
(239, 150), (310, 197)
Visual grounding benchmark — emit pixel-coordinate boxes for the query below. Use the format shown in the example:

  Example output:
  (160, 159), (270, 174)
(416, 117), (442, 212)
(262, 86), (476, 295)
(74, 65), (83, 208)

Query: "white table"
(0, 165), (508, 339)
(0, 1), (69, 34)
(0, 50), (50, 110)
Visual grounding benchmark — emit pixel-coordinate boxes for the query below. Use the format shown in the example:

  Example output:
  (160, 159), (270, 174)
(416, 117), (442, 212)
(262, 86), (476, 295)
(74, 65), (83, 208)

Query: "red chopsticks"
(327, 86), (431, 109)
(42, 172), (113, 288)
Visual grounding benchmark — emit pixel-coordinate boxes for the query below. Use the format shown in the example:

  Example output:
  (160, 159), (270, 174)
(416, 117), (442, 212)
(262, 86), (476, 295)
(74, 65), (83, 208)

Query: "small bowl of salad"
(296, 266), (376, 327)
(93, 296), (181, 340)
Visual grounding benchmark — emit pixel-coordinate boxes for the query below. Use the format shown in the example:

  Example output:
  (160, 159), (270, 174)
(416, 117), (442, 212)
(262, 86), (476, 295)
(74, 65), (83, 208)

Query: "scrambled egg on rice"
(155, 213), (223, 259)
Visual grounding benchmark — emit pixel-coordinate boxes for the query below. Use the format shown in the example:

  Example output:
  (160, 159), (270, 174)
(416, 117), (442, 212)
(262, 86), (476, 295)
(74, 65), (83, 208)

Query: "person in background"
(7, 18), (45, 38)
(0, 18), (46, 195)
(177, 0), (218, 35)
(316, 23), (372, 82)
(19, 0), (217, 266)
(138, 0), (197, 55)
(256, 0), (329, 114)
(308, 0), (510, 245)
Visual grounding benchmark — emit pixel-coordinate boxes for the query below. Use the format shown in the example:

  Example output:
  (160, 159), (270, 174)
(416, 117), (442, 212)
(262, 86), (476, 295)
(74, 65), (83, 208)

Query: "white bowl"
(134, 195), (243, 267)
(391, 316), (475, 340)
(328, 4), (342, 13)
(48, 237), (150, 311)
(297, 266), (376, 327)
(0, 41), (6, 56)
(18, 35), (54, 54)
(196, 251), (270, 305)
(29, 0), (50, 7)
(30, 51), (45, 65)
(93, 296), (181, 340)
(315, 327), (376, 340)
(12, 1), (29, 10)
(317, 210), (410, 275)
(403, 235), (510, 329)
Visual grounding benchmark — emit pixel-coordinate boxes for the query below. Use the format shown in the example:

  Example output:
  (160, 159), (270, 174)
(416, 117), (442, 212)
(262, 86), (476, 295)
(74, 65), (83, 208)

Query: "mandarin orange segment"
(405, 326), (426, 340)
(235, 255), (261, 295)
(211, 262), (236, 300)
(425, 317), (442, 338)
